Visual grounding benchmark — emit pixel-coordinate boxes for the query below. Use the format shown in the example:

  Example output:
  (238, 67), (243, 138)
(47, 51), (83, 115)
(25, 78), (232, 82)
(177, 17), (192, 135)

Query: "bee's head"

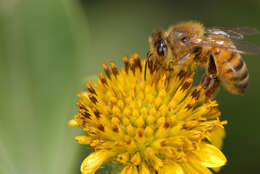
(149, 31), (168, 61)
(145, 31), (168, 80)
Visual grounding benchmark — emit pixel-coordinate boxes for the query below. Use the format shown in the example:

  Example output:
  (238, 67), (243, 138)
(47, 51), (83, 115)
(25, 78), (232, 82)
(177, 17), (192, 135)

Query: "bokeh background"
(1, 0), (260, 174)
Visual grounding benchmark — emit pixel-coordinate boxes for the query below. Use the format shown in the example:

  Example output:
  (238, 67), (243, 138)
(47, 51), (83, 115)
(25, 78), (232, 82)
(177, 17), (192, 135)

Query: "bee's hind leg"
(200, 73), (219, 99)
(200, 52), (219, 99)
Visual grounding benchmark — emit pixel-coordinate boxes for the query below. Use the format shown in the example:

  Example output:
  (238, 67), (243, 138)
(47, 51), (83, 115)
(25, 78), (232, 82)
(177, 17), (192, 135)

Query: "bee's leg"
(166, 60), (175, 71)
(144, 51), (154, 80)
(176, 46), (202, 64)
(200, 52), (219, 98)
(168, 46), (202, 72)
(200, 73), (219, 99)
(144, 59), (148, 80)
(207, 52), (217, 77)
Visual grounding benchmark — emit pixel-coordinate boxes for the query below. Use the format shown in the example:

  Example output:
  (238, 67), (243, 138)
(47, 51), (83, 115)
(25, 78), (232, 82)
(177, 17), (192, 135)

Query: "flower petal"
(207, 126), (226, 172)
(182, 161), (213, 174)
(121, 165), (138, 174)
(139, 163), (151, 174)
(194, 143), (227, 168)
(81, 150), (114, 174)
(208, 127), (226, 149)
(164, 163), (183, 174)
(212, 166), (221, 173)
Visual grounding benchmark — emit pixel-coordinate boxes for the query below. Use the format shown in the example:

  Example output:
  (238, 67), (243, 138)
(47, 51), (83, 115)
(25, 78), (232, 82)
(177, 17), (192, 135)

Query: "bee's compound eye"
(157, 39), (167, 56)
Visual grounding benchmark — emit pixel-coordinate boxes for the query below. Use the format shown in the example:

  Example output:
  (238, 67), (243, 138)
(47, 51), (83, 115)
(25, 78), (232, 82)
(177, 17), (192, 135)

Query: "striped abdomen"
(214, 49), (249, 95)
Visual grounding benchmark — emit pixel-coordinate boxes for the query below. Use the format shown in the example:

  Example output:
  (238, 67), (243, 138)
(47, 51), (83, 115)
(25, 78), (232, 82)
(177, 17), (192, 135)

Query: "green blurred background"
(0, 0), (260, 174)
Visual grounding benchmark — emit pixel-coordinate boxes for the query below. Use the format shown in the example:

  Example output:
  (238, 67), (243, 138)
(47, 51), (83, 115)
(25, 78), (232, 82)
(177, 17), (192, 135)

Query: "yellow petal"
(212, 166), (221, 173)
(209, 128), (225, 172)
(117, 152), (129, 164)
(139, 163), (151, 174)
(75, 136), (91, 144)
(182, 161), (213, 174)
(144, 148), (163, 171)
(164, 163), (183, 174)
(81, 150), (114, 174)
(194, 143), (227, 168)
(208, 127), (226, 149)
(68, 119), (79, 127)
(131, 152), (141, 165)
(121, 165), (138, 174)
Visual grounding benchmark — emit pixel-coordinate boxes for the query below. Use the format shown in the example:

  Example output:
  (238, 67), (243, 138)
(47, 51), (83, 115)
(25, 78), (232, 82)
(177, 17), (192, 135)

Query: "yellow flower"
(69, 53), (227, 174)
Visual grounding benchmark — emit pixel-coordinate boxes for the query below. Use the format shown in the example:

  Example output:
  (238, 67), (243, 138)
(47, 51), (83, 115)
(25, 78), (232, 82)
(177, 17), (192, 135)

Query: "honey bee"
(146, 21), (260, 97)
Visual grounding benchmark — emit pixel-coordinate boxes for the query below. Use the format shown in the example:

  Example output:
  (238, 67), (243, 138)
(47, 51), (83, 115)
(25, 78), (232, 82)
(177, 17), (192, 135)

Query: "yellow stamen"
(70, 53), (227, 174)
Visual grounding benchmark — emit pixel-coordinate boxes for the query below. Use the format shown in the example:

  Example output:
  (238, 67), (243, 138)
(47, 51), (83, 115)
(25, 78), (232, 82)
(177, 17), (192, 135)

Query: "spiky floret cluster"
(69, 53), (227, 174)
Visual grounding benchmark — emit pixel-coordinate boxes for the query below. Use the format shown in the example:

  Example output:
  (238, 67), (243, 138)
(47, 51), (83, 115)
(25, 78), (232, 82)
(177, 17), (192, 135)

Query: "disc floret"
(69, 53), (227, 174)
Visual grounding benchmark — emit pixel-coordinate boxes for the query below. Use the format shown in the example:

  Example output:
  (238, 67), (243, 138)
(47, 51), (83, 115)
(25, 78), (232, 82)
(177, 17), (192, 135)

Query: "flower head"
(69, 53), (227, 174)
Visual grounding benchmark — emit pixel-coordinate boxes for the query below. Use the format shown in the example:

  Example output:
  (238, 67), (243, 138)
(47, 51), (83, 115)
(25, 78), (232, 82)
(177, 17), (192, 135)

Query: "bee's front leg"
(144, 51), (156, 80)
(166, 60), (175, 71)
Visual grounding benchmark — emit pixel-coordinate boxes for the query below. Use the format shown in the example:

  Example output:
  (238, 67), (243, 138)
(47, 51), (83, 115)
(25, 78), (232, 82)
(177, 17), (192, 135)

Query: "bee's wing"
(184, 37), (260, 55)
(206, 26), (260, 40)
(232, 39), (260, 54)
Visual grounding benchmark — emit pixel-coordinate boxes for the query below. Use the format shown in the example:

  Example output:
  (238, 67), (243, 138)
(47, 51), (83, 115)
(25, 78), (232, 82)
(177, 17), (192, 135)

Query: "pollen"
(69, 53), (227, 174)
